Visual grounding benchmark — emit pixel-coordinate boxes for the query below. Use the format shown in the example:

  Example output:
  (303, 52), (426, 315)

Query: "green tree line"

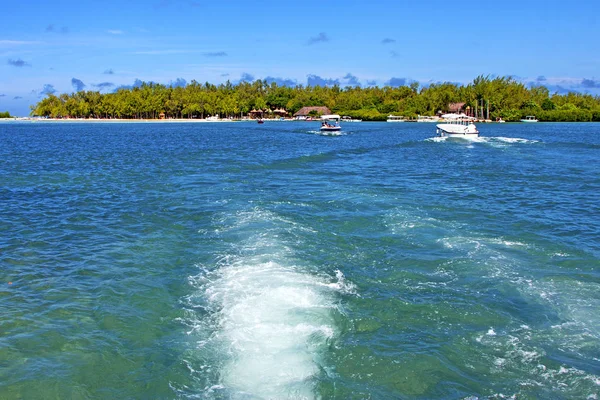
(0, 111), (12, 118)
(30, 76), (600, 122)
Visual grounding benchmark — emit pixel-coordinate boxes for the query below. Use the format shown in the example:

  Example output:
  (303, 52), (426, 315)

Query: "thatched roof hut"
(448, 102), (466, 113)
(293, 106), (331, 117)
(249, 109), (263, 119)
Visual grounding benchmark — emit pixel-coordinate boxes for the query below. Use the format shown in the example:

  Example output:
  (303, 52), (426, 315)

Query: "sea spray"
(185, 208), (348, 398)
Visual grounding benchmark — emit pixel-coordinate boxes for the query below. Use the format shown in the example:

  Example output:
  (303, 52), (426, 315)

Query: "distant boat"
(387, 115), (405, 122)
(257, 119), (264, 124)
(342, 116), (362, 122)
(496, 117), (506, 123)
(320, 122), (341, 131)
(320, 114), (341, 131)
(436, 113), (479, 139)
(417, 115), (440, 123)
(520, 115), (538, 123)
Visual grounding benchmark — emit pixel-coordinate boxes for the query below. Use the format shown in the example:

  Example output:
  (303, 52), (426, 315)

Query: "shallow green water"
(1, 121), (599, 399)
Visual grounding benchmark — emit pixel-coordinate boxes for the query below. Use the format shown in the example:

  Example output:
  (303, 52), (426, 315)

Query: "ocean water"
(1, 121), (599, 399)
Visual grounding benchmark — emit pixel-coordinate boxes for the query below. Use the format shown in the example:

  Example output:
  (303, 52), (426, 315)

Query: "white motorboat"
(342, 116), (362, 122)
(417, 115), (440, 123)
(320, 114), (341, 131)
(320, 121), (341, 131)
(321, 114), (341, 122)
(387, 115), (405, 122)
(520, 115), (538, 122)
(436, 113), (479, 139)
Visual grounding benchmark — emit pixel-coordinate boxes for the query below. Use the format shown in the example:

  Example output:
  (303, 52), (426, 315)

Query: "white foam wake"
(425, 136), (540, 145)
(208, 260), (336, 398)
(187, 209), (348, 399)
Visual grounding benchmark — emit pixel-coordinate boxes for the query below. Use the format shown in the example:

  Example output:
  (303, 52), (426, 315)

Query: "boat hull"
(320, 127), (341, 132)
(436, 123), (479, 139)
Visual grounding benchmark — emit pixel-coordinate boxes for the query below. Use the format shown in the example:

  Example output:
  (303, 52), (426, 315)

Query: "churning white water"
(187, 208), (349, 399)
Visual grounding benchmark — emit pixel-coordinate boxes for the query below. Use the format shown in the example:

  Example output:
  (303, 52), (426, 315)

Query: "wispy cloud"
(386, 77), (407, 87)
(524, 76), (596, 94)
(40, 84), (56, 96)
(0, 94), (5, 97)
(366, 80), (377, 86)
(581, 78), (600, 88)
(0, 40), (42, 46)
(107, 30), (124, 35)
(115, 79), (146, 91)
(93, 82), (115, 90)
(71, 78), (86, 92)
(14, 96), (23, 100)
(240, 73), (255, 82)
(46, 24), (69, 34)
(104, 68), (114, 75)
(264, 76), (298, 87)
(390, 51), (399, 58)
(307, 74), (339, 87)
(342, 73), (361, 86)
(544, 85), (576, 94)
(132, 49), (191, 55)
(8, 58), (31, 67)
(381, 38), (396, 44)
(203, 51), (227, 57)
(169, 78), (187, 88)
(307, 32), (329, 45)
(220, 73), (230, 77)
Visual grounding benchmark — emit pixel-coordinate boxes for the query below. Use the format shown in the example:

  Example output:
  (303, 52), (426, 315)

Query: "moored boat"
(520, 115), (538, 122)
(417, 115), (440, 123)
(387, 115), (405, 122)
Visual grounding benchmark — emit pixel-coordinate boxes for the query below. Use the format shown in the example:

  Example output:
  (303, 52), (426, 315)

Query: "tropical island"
(30, 75), (600, 122)
(0, 111), (13, 118)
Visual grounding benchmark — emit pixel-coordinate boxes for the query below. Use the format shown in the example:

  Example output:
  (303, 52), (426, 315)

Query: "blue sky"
(2, 0), (599, 116)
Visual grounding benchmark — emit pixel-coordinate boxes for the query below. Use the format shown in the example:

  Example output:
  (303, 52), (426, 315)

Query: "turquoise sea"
(1, 121), (599, 399)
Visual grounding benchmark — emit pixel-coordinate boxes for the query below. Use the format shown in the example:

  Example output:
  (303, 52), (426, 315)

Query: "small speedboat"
(520, 115), (538, 122)
(436, 113), (479, 139)
(320, 122), (341, 131)
(257, 119), (264, 124)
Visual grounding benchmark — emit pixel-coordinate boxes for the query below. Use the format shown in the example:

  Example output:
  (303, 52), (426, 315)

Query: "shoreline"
(1, 118), (597, 124)
(0, 118), (260, 123)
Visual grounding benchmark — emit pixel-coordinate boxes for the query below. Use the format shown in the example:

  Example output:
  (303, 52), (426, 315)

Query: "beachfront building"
(273, 108), (288, 118)
(293, 106), (331, 120)
(249, 109), (264, 119)
(447, 102), (466, 113)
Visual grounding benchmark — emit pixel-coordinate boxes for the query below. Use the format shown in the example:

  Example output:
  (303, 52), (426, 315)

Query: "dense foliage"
(30, 76), (600, 122)
(0, 111), (12, 118)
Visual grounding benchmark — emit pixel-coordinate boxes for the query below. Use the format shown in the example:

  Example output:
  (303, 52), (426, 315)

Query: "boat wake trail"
(426, 136), (540, 146)
(306, 130), (346, 136)
(181, 208), (351, 399)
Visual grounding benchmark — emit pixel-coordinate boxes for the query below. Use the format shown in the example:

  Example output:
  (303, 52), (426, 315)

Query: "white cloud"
(132, 49), (193, 55)
(0, 40), (43, 46)
(107, 30), (124, 35)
